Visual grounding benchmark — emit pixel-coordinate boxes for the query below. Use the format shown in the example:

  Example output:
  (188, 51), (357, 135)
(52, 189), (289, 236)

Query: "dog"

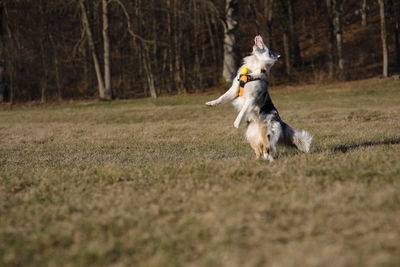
(206, 35), (313, 160)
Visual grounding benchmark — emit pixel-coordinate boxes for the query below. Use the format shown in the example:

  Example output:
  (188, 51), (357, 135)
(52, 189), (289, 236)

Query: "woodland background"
(0, 0), (399, 103)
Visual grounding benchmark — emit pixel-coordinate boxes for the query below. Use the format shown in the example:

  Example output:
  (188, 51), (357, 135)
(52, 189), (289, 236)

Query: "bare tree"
(48, 33), (63, 101)
(39, 0), (49, 103)
(0, 61), (3, 103)
(333, 0), (345, 79)
(39, 41), (48, 103)
(202, 0), (222, 85)
(173, 0), (184, 93)
(277, 0), (291, 75)
(325, 0), (345, 80)
(265, 0), (275, 46)
(222, 0), (240, 83)
(166, 0), (174, 93)
(325, 0), (335, 79)
(378, 0), (388, 77)
(288, 1), (302, 69)
(79, 0), (113, 100)
(102, 0), (112, 99)
(283, 32), (290, 74)
(278, 0), (301, 75)
(2, 0), (398, 103)
(3, 0), (14, 104)
(361, 0), (367, 26)
(0, 0), (4, 103)
(141, 44), (157, 98)
(393, 1), (400, 71)
(192, 0), (201, 91)
(110, 0), (158, 98)
(249, 0), (274, 44)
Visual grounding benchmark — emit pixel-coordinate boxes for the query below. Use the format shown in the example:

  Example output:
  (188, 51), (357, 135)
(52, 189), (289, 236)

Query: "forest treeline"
(0, 0), (399, 103)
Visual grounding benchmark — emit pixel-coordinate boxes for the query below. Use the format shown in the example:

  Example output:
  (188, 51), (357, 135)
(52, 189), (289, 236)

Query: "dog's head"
(252, 35), (280, 66)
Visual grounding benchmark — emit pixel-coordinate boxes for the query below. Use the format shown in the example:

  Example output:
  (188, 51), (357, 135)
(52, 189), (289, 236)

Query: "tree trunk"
(0, 60), (4, 103)
(222, 0), (239, 83)
(287, 0), (301, 67)
(325, 0), (336, 79)
(102, 0), (112, 100)
(378, 0), (388, 77)
(142, 45), (157, 98)
(205, 13), (217, 64)
(287, 0), (294, 67)
(205, 12), (219, 85)
(151, 0), (160, 96)
(325, 0), (344, 80)
(361, 0), (367, 26)
(48, 33), (62, 101)
(112, 0), (157, 97)
(333, 0), (344, 80)
(264, 0), (274, 46)
(39, 0), (47, 103)
(166, 0), (173, 93)
(310, 0), (317, 80)
(394, 1), (400, 70)
(283, 32), (291, 75)
(39, 41), (47, 103)
(0, 1), (4, 103)
(3, 0), (13, 104)
(192, 0), (201, 91)
(173, 0), (184, 93)
(9, 62), (13, 104)
(79, 0), (106, 100)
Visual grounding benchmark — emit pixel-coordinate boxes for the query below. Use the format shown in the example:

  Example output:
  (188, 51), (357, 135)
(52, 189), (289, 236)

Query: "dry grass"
(1, 79), (400, 266)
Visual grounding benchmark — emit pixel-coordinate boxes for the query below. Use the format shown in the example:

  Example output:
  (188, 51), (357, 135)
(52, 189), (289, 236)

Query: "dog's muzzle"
(269, 49), (280, 59)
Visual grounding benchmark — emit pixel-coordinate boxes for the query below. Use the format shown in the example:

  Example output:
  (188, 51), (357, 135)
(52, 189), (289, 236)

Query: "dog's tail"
(281, 122), (313, 153)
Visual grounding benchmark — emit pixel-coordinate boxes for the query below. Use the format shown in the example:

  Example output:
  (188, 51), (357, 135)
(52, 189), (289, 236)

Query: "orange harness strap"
(238, 74), (249, 97)
(238, 74), (263, 97)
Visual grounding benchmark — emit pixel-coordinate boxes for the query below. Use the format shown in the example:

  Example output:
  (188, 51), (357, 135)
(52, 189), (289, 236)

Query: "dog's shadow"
(273, 138), (400, 159)
(330, 138), (400, 153)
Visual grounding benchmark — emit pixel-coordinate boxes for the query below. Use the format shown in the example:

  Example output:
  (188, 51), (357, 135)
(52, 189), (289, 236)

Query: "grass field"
(1, 78), (400, 266)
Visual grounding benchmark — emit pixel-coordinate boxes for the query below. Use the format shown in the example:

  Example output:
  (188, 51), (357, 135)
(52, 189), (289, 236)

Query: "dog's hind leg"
(250, 141), (262, 159)
(261, 124), (274, 162)
(246, 121), (263, 159)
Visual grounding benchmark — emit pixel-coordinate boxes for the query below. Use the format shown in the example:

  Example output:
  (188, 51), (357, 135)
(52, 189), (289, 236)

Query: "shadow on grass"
(263, 138), (400, 160)
(331, 138), (400, 153)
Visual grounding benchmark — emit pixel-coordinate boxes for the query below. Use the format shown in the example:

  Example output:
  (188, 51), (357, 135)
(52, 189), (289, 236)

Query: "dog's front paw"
(262, 153), (274, 162)
(233, 120), (240, 128)
(205, 100), (219, 107)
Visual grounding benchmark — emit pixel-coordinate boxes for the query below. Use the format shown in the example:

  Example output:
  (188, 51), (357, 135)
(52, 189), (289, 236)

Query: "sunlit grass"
(1, 78), (399, 266)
